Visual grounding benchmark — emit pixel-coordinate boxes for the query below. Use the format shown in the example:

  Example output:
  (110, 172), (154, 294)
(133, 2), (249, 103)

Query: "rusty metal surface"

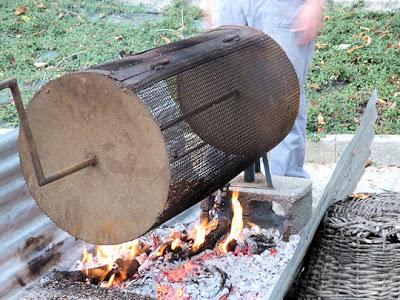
(0, 129), (88, 300)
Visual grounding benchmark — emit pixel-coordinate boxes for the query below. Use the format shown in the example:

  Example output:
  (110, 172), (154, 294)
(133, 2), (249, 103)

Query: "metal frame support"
(261, 153), (273, 188)
(0, 78), (98, 186)
(244, 153), (274, 188)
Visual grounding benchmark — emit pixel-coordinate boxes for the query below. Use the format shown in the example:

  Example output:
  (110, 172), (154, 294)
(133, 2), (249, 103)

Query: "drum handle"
(0, 78), (98, 186)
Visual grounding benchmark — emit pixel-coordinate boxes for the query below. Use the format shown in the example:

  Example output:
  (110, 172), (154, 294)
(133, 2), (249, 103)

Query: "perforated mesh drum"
(18, 26), (300, 244)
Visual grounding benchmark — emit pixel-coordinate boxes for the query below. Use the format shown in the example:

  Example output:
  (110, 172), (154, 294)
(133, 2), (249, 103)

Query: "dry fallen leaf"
(162, 35), (171, 44)
(351, 193), (370, 200)
(311, 100), (318, 108)
(15, 5), (27, 16)
(364, 35), (372, 47)
(377, 98), (387, 105)
(317, 113), (325, 125)
(365, 159), (373, 168)
(389, 101), (397, 109)
(36, 2), (46, 9)
(347, 35), (372, 54)
(33, 29), (46, 36)
(310, 83), (321, 91)
(317, 113), (325, 133)
(34, 62), (48, 69)
(316, 43), (327, 49)
(347, 45), (363, 54)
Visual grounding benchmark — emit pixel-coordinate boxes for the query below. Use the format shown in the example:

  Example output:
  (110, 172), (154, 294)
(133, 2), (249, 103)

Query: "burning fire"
(219, 190), (243, 253)
(191, 216), (218, 252)
(80, 240), (142, 287)
(79, 189), (245, 288)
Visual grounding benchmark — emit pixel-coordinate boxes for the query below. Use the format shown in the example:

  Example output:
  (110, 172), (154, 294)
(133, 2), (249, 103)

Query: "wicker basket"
(297, 192), (400, 299)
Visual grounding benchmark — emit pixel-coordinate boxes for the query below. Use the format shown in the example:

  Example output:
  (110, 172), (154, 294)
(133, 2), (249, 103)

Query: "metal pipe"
(160, 90), (239, 131)
(39, 155), (98, 186)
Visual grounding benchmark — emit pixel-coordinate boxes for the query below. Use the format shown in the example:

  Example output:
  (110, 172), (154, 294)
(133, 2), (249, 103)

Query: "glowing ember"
(157, 284), (170, 297)
(176, 287), (185, 298)
(158, 284), (187, 300)
(219, 190), (243, 253)
(164, 260), (197, 282)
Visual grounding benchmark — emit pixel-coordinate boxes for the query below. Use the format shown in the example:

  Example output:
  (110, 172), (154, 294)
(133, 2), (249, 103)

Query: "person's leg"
(271, 41), (314, 178)
(245, 0), (315, 178)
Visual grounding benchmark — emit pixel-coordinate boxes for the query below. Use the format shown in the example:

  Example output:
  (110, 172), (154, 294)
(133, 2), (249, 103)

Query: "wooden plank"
(269, 91), (378, 299)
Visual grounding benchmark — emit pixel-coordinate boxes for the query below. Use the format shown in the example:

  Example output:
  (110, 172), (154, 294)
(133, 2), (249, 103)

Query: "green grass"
(0, 0), (202, 126)
(307, 5), (400, 134)
(0, 1), (399, 134)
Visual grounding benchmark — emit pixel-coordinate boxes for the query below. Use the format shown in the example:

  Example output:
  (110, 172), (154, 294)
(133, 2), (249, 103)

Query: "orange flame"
(191, 216), (218, 252)
(171, 238), (181, 251)
(129, 240), (140, 258)
(219, 190), (243, 253)
(101, 273), (115, 288)
(80, 240), (141, 287)
(96, 245), (115, 271)
(82, 247), (93, 264)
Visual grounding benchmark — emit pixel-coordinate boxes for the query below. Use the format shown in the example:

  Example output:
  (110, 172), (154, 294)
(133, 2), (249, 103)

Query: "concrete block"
(230, 174), (312, 238)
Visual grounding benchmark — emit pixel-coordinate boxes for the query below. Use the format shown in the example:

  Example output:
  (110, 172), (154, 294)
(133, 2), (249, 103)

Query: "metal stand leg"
(244, 154), (273, 188)
(262, 153), (273, 188)
(255, 159), (261, 173)
(244, 163), (255, 182)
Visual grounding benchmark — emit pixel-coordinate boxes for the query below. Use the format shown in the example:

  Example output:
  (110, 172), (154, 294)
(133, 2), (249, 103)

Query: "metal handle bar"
(0, 78), (98, 186)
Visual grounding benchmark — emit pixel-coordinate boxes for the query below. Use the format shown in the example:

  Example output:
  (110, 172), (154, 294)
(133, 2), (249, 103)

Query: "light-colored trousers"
(212, 0), (315, 178)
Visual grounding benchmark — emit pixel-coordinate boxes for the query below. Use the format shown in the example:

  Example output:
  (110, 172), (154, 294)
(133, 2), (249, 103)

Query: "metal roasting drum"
(5, 26), (300, 245)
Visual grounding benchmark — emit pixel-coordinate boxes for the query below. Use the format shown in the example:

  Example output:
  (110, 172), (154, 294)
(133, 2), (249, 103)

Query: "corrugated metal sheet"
(0, 129), (88, 300)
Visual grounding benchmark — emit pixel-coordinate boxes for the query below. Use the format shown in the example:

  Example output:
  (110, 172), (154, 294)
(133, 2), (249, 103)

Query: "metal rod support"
(244, 163), (255, 182)
(39, 155), (98, 186)
(0, 78), (98, 186)
(262, 153), (274, 188)
(161, 90), (239, 131)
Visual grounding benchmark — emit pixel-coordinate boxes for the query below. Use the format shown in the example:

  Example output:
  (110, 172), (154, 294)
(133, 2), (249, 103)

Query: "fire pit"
(1, 25), (303, 299)
(0, 19), (379, 299)
(23, 190), (300, 299)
